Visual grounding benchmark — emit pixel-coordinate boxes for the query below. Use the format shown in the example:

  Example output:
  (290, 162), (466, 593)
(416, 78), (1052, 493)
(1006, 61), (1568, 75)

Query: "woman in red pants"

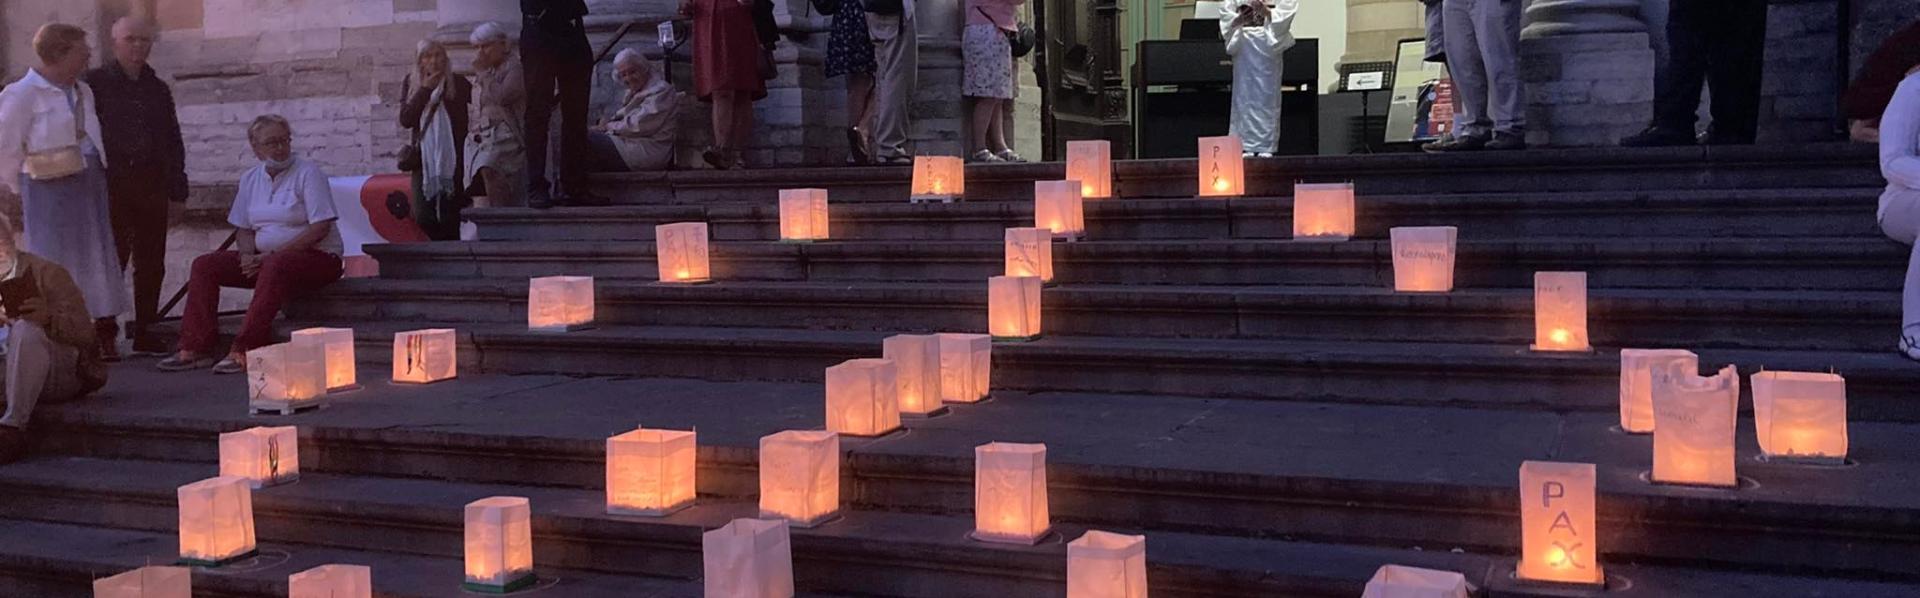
(157, 115), (343, 374)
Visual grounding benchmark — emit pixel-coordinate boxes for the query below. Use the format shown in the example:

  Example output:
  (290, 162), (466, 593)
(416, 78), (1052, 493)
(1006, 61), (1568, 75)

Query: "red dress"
(693, 0), (767, 101)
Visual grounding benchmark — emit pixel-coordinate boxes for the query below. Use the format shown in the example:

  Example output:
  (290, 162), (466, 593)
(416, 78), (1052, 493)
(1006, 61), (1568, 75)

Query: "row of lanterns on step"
(906, 136), (1262, 203)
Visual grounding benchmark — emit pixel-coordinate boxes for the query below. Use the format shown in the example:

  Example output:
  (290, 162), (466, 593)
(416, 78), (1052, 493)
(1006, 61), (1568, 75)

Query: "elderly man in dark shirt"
(522, 0), (609, 209)
(83, 16), (188, 357)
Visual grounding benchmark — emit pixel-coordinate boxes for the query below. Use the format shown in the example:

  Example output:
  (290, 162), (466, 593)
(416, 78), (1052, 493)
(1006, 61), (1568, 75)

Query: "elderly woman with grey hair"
(466, 21), (526, 207)
(587, 48), (682, 172)
(400, 39), (471, 241)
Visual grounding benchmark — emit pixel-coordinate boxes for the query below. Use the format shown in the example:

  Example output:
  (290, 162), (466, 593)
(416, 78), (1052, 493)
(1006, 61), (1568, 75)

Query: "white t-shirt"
(228, 157), (342, 254)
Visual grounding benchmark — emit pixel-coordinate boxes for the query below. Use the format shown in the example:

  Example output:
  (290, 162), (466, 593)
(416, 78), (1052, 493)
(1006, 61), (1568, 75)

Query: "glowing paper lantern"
(1065, 140), (1113, 199)
(1651, 363), (1740, 487)
(937, 333), (992, 404)
(93, 566), (190, 598)
(606, 427), (698, 516)
(779, 188), (829, 242)
(1517, 461), (1602, 585)
(463, 496), (535, 593)
(910, 156), (965, 203)
(218, 426), (299, 489)
(391, 329), (456, 384)
(758, 430), (840, 527)
(972, 442), (1050, 544)
(246, 340), (325, 413)
(1292, 182), (1355, 241)
(1532, 272), (1590, 352)
(1390, 226), (1458, 292)
(1617, 349), (1697, 434)
(290, 327), (357, 392)
(825, 358), (901, 436)
(883, 335), (946, 417)
(528, 275), (595, 332)
(176, 476), (256, 566)
(989, 276), (1043, 341)
(1004, 228), (1055, 283)
(288, 564), (372, 598)
(702, 518), (795, 598)
(1751, 371), (1848, 463)
(1360, 565), (1472, 598)
(1196, 135), (1244, 197)
(1034, 180), (1086, 240)
(1067, 531), (1146, 598)
(655, 222), (712, 283)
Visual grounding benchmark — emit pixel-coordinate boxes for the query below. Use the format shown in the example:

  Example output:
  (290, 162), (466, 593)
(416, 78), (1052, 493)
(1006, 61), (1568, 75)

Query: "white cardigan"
(1884, 72), (1920, 222)
(0, 68), (108, 193)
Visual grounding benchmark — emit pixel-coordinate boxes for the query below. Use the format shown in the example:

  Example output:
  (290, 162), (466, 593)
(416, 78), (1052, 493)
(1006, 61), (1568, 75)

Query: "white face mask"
(264, 155), (295, 172)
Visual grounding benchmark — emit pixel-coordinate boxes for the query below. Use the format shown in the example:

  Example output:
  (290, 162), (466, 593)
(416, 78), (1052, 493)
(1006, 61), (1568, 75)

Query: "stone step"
(288, 280), (1897, 352)
(29, 369), (1920, 584)
(215, 322), (1920, 421)
(368, 237), (1904, 291)
(589, 143), (1882, 204)
(467, 187), (1885, 243)
(0, 519), (704, 597)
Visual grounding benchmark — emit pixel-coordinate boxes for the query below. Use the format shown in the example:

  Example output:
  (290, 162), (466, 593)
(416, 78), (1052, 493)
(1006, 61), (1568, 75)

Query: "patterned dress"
(825, 0), (875, 78)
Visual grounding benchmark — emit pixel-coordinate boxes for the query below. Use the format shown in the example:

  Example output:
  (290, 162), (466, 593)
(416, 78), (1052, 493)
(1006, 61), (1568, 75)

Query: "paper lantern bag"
(1197, 135), (1245, 197)
(824, 358), (901, 436)
(989, 276), (1043, 341)
(218, 426), (300, 488)
(93, 566), (191, 598)
(391, 329), (457, 384)
(463, 496), (534, 591)
(759, 430), (840, 526)
(290, 327), (356, 391)
(606, 427), (699, 515)
(1065, 140), (1113, 199)
(778, 188), (829, 241)
(1292, 182), (1355, 241)
(937, 333), (992, 403)
(910, 156), (965, 201)
(1359, 565), (1472, 598)
(883, 335), (944, 416)
(528, 275), (595, 331)
(1652, 363), (1740, 487)
(1517, 461), (1601, 584)
(703, 518), (795, 598)
(655, 222), (712, 283)
(1751, 371), (1847, 461)
(973, 442), (1049, 544)
(1390, 226), (1458, 292)
(1034, 180), (1086, 239)
(1618, 349), (1697, 434)
(247, 340), (325, 410)
(288, 564), (372, 598)
(177, 476), (256, 564)
(1066, 530), (1147, 598)
(1004, 228), (1055, 282)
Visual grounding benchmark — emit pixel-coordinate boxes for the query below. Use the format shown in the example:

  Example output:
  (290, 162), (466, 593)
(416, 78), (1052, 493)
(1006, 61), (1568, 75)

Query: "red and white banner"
(329, 174), (427, 278)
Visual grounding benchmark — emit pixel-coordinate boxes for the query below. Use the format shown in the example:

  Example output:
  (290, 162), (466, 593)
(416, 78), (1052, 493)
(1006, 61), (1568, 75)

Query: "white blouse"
(0, 68), (108, 193)
(228, 157), (343, 254)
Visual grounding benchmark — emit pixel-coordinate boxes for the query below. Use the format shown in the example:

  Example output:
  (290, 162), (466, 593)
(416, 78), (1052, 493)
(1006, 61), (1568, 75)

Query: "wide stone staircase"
(4, 144), (1918, 596)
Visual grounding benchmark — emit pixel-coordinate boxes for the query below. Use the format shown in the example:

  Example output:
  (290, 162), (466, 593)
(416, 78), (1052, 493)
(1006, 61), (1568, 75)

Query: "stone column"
(437, 0), (523, 45)
(1519, 0), (1655, 147)
(1339, 0), (1424, 70)
(915, 0), (968, 158)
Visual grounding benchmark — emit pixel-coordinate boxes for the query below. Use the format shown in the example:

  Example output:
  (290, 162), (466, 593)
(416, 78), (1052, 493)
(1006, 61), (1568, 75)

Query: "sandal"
(995, 149), (1026, 163)
(211, 356), (246, 375)
(968, 149), (1003, 164)
(702, 146), (736, 171)
(156, 354), (217, 372)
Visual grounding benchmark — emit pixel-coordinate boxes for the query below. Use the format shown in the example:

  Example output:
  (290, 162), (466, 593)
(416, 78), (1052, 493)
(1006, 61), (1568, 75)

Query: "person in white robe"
(1220, 0), (1298, 157)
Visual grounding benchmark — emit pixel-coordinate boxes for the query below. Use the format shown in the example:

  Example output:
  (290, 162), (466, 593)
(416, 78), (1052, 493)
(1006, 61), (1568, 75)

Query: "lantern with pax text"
(1518, 461), (1602, 585)
(1196, 136), (1244, 197)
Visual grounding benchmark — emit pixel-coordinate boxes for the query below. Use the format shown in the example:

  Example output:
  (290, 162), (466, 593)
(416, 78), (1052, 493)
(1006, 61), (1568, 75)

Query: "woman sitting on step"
(587, 49), (681, 173)
(158, 115), (344, 375)
(1881, 66), (1920, 361)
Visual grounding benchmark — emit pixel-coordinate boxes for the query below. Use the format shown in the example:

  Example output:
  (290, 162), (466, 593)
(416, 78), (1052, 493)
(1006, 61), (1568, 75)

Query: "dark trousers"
(110, 191), (167, 336)
(1653, 0), (1768, 140)
(178, 249), (343, 355)
(522, 32), (594, 198)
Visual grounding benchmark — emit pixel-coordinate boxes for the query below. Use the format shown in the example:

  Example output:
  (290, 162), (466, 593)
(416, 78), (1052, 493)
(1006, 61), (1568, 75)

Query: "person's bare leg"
(988, 99), (1011, 153)
(474, 167), (501, 209)
(711, 91), (737, 152)
(731, 96), (756, 160)
(970, 97), (997, 154)
(848, 72), (875, 130)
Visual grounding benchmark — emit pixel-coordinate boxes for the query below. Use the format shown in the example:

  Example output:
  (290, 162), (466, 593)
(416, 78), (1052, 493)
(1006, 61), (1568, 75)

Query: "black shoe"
(1485, 132), (1528, 151)
(1619, 126), (1695, 147)
(565, 190), (611, 207)
(528, 187), (555, 210)
(130, 334), (170, 357)
(1701, 126), (1754, 146)
(846, 127), (871, 165)
(1422, 134), (1488, 153)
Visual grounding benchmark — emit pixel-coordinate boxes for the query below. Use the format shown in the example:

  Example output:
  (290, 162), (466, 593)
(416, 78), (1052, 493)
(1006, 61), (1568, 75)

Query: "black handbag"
(810, 0), (840, 14)
(975, 7), (1036, 59)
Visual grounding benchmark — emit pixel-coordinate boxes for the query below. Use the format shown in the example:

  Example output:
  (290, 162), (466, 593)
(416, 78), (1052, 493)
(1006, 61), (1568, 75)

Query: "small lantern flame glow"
(1065, 140), (1113, 199)
(1004, 228), (1055, 283)
(972, 442), (1050, 545)
(1034, 180), (1086, 240)
(1618, 349), (1697, 434)
(1651, 363), (1740, 487)
(1752, 371), (1848, 463)
(288, 564), (372, 598)
(779, 188), (830, 242)
(759, 430), (840, 527)
(391, 329), (457, 384)
(463, 496), (535, 593)
(937, 333), (993, 404)
(1067, 531), (1147, 598)
(655, 222), (712, 283)
(606, 427), (698, 516)
(176, 476), (257, 565)
(883, 335), (945, 417)
(910, 156), (965, 203)
(1532, 272), (1590, 352)
(1292, 182), (1356, 241)
(1197, 136), (1245, 197)
(93, 566), (191, 598)
(1390, 226), (1459, 292)
(702, 518), (796, 598)
(290, 327), (357, 392)
(219, 426), (300, 489)
(825, 358), (902, 436)
(989, 276), (1043, 341)
(1518, 461), (1602, 585)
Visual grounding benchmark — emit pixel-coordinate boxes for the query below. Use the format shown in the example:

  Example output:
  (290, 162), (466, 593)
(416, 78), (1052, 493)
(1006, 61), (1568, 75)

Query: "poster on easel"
(1384, 39), (1454, 144)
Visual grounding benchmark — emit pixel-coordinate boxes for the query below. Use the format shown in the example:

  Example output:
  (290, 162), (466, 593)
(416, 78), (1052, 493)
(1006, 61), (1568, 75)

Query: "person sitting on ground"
(1845, 19), (1920, 143)
(158, 115), (343, 375)
(588, 48), (681, 172)
(0, 212), (109, 464)
(1880, 66), (1920, 361)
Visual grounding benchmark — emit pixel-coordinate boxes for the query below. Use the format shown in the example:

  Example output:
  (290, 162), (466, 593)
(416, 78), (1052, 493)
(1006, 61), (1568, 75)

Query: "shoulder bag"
(25, 89), (87, 181)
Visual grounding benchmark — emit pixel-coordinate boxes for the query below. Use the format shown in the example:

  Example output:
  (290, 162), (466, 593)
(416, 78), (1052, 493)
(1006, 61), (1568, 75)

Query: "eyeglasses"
(253, 136), (292, 148)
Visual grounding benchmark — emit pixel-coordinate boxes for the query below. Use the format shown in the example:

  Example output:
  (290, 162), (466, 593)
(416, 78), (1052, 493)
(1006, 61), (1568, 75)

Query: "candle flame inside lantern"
(1550, 329), (1571, 345)
(1211, 177), (1228, 193)
(933, 179), (945, 194)
(1081, 183), (1094, 196)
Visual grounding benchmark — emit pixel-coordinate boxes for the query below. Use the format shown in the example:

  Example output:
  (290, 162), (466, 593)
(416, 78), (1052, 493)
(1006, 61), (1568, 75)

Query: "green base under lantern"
(177, 549), (258, 568)
(462, 573), (538, 594)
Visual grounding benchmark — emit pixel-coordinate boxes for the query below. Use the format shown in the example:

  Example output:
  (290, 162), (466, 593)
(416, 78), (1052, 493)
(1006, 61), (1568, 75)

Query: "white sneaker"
(1902, 332), (1920, 361)
(1256, 152), (1274, 158)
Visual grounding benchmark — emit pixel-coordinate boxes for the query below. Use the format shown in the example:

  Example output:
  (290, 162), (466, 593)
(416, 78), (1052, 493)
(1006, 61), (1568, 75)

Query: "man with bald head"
(85, 16), (187, 358)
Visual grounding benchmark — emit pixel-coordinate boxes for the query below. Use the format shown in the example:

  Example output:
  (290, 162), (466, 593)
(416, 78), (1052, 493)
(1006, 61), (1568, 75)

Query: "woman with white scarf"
(588, 49), (682, 172)
(1220, 0), (1298, 158)
(399, 40), (471, 241)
